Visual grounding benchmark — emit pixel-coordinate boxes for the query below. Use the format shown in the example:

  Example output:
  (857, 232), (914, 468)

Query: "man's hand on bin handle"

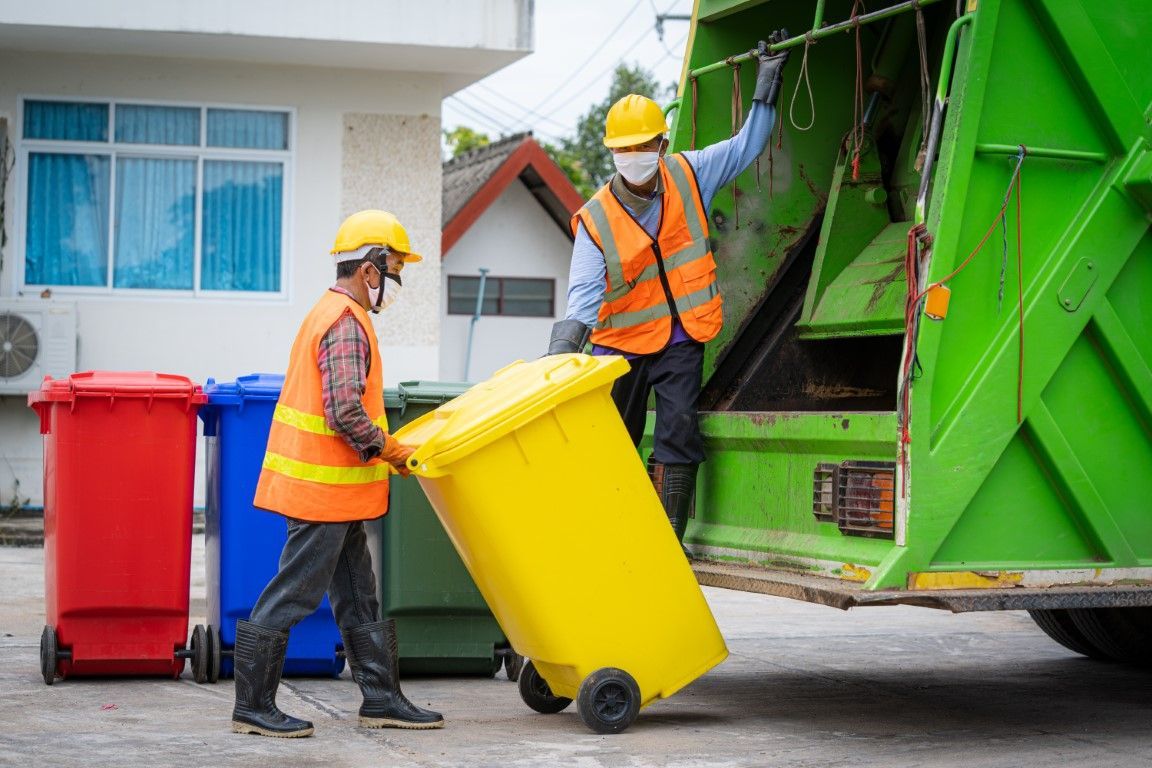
(547, 319), (591, 355)
(381, 439), (415, 478)
(753, 29), (791, 106)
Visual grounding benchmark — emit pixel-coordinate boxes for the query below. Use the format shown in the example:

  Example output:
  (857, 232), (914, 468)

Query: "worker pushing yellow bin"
(394, 353), (728, 734)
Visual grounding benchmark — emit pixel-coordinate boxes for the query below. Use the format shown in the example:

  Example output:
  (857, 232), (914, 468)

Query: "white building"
(439, 133), (581, 382)
(0, 0), (533, 507)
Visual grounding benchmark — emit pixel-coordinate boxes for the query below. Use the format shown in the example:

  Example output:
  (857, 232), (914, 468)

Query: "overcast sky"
(441, 0), (694, 147)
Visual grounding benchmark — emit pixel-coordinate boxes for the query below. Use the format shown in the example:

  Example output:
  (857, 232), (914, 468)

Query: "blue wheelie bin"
(200, 374), (344, 681)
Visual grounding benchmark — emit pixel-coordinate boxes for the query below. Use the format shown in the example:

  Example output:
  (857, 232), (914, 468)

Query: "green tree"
(443, 125), (491, 158)
(540, 141), (595, 200)
(560, 63), (676, 191)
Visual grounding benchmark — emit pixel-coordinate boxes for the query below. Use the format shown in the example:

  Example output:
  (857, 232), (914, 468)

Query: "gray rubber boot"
(231, 620), (314, 738)
(342, 620), (445, 730)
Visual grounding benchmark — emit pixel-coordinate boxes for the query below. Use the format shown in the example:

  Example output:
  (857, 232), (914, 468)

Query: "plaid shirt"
(317, 287), (394, 463)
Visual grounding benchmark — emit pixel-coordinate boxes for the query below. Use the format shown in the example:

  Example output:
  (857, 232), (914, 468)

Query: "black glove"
(547, 319), (591, 355)
(752, 28), (791, 106)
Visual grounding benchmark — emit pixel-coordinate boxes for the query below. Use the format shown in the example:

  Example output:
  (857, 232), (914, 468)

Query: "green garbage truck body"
(669, 0), (1152, 650)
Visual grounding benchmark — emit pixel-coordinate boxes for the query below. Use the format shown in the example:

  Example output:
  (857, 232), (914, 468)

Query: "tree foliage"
(444, 63), (674, 197)
(559, 63), (676, 191)
(443, 125), (491, 158)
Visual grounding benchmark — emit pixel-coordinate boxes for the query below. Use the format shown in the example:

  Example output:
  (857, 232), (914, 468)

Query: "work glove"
(752, 28), (791, 106)
(380, 437), (415, 478)
(546, 319), (591, 355)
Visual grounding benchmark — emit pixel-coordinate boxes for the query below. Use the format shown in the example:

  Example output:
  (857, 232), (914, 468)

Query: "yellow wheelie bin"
(394, 353), (728, 733)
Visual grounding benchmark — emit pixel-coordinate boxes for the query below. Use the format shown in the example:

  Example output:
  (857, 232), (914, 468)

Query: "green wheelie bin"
(378, 381), (521, 678)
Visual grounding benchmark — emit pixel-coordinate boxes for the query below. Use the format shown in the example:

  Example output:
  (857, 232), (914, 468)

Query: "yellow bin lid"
(396, 353), (629, 477)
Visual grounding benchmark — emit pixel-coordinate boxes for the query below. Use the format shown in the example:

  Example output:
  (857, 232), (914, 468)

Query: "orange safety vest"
(572, 154), (722, 355)
(254, 290), (391, 523)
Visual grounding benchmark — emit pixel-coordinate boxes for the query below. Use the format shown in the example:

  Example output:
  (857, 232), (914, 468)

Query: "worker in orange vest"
(549, 31), (790, 550)
(231, 210), (443, 738)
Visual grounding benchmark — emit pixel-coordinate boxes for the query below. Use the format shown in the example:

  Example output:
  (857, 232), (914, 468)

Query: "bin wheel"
(207, 624), (221, 684)
(504, 651), (525, 683)
(518, 660), (572, 714)
(40, 625), (58, 686)
(576, 667), (640, 735)
(190, 624), (209, 684)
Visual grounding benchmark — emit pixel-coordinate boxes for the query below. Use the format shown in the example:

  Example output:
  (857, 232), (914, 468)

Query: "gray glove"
(752, 29), (791, 106)
(547, 319), (591, 355)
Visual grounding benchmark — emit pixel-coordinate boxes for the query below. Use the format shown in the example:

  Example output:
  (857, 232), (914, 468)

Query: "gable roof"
(442, 132), (585, 255)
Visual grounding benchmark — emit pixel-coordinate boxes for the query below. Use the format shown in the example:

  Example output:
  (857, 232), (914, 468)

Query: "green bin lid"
(397, 380), (472, 404)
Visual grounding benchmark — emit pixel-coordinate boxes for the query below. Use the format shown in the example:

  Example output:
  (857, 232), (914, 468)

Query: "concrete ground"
(2, 537), (1149, 768)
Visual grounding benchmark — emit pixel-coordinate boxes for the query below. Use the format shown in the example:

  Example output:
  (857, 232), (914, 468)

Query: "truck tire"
(1067, 608), (1152, 665)
(1028, 609), (1110, 660)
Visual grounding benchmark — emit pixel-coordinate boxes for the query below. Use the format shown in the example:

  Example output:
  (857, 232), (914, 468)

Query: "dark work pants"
(610, 341), (706, 465)
(248, 518), (379, 632)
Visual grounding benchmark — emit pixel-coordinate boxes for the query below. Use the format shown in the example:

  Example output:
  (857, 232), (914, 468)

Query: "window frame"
(14, 95), (295, 302)
(447, 275), (556, 318)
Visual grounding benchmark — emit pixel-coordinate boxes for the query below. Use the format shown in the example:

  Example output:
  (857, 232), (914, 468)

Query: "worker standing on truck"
(230, 210), (444, 738)
(547, 30), (790, 549)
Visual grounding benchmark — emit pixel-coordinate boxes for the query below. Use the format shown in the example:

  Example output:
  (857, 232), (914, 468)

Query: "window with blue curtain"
(23, 99), (289, 295)
(25, 153), (110, 286)
(202, 161), (282, 292)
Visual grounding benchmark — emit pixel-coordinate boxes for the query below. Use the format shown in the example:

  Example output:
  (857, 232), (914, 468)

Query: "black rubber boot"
(342, 620), (445, 730)
(231, 620), (314, 738)
(650, 459), (697, 551)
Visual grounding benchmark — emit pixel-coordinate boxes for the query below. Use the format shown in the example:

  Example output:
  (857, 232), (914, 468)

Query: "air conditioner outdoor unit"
(0, 300), (77, 395)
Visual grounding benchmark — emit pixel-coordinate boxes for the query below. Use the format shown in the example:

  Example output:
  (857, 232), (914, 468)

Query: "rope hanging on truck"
(899, 146), (1028, 477)
(789, 34), (817, 131)
(849, 1), (867, 181)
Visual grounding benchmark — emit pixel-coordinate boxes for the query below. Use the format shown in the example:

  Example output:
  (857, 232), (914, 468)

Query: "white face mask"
(613, 151), (661, 185)
(379, 272), (402, 311)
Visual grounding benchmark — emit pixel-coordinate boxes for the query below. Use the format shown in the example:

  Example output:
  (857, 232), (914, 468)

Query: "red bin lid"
(29, 371), (207, 404)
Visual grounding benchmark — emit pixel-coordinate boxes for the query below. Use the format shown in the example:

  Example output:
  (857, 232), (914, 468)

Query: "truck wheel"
(518, 660), (572, 714)
(1028, 609), (1109, 660)
(577, 667), (640, 734)
(1068, 608), (1152, 664)
(40, 625), (58, 686)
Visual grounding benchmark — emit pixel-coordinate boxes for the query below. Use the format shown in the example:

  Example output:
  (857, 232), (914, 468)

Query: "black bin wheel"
(504, 650), (525, 683)
(518, 660), (572, 714)
(190, 624), (208, 684)
(40, 625), (58, 686)
(577, 667), (641, 735)
(207, 624), (221, 684)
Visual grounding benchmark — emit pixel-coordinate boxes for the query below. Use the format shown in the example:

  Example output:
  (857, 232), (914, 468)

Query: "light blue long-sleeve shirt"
(564, 101), (776, 328)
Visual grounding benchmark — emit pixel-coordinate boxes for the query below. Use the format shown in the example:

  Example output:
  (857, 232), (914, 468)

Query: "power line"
(470, 82), (572, 131)
(458, 87), (569, 136)
(529, 0), (647, 114)
(445, 95), (518, 137)
(533, 21), (658, 122)
(445, 94), (563, 146)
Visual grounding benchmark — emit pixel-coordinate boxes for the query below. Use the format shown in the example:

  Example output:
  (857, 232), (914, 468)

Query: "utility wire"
(528, 0), (647, 114)
(461, 86), (570, 134)
(470, 82), (572, 131)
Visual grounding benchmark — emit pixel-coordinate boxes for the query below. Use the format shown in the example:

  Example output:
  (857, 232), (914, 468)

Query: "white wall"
(439, 179), (573, 382)
(0, 50), (446, 506)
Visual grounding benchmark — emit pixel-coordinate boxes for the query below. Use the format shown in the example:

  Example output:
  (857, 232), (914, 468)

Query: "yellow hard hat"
(331, 210), (423, 262)
(603, 94), (669, 148)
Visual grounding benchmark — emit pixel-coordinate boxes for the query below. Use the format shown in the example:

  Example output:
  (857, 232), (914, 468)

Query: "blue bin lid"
(204, 373), (284, 405)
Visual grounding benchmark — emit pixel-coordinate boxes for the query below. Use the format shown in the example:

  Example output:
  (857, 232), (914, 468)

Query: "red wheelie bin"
(28, 372), (208, 684)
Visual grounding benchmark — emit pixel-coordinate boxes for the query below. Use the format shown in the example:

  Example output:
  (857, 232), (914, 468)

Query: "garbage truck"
(668, 0), (1152, 662)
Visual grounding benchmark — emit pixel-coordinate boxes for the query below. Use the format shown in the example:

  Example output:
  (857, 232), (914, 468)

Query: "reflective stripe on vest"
(262, 451), (392, 485)
(584, 197), (628, 299)
(598, 280), (720, 330)
(273, 403), (388, 436)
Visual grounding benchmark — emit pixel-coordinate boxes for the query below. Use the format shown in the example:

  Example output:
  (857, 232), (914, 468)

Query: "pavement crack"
(279, 680), (345, 719)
